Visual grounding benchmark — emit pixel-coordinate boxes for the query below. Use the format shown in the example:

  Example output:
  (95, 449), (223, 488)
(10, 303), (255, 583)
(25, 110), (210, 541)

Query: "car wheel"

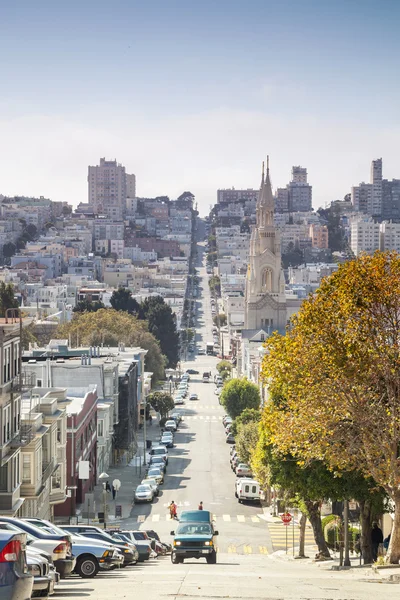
(171, 552), (181, 564)
(76, 555), (99, 578)
(234, 491), (238, 498)
(238, 498), (242, 503)
(206, 551), (217, 564)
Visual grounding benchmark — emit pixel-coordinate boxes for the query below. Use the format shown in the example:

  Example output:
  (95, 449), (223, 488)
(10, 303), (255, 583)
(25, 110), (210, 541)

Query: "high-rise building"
(126, 173), (136, 199)
(350, 217), (380, 255)
(351, 182), (372, 213)
(370, 158), (383, 216)
(275, 166), (312, 213)
(244, 158), (287, 331)
(88, 158), (135, 220)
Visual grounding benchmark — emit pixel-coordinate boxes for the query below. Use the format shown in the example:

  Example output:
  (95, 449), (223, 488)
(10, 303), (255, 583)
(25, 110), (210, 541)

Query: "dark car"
(0, 518), (74, 580)
(170, 522), (218, 564)
(62, 526), (136, 567)
(109, 531), (151, 562)
(0, 530), (33, 600)
(148, 456), (167, 472)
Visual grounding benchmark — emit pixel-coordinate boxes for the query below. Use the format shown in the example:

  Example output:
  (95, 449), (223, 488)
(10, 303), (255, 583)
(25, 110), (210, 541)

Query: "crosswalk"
(135, 513), (262, 524)
(267, 522), (315, 551)
(180, 414), (223, 421)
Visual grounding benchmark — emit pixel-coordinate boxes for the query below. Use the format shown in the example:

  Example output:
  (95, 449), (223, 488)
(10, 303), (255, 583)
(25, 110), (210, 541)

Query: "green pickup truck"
(170, 510), (219, 564)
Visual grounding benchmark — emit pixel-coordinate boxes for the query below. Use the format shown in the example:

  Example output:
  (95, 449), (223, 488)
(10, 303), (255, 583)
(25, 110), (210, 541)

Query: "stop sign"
(281, 512), (292, 525)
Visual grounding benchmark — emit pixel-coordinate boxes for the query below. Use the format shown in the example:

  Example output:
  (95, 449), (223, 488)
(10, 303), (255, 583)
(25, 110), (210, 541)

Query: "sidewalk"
(76, 419), (162, 524)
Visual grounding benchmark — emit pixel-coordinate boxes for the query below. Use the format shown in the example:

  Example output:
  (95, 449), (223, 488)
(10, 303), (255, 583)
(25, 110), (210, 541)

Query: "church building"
(244, 158), (287, 332)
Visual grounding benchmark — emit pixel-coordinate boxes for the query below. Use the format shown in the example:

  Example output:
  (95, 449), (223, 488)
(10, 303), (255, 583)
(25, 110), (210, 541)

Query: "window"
(97, 420), (104, 437)
(35, 447), (42, 483)
(23, 454), (31, 483)
(36, 379), (42, 387)
(2, 405), (11, 444)
(13, 454), (20, 488)
(244, 485), (250, 493)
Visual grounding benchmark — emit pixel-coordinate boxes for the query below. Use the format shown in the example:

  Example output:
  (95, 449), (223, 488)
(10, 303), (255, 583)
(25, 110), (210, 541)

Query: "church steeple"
(256, 155), (275, 227)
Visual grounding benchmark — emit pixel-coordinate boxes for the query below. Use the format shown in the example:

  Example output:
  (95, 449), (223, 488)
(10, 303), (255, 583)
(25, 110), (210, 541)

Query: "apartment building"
(217, 189), (258, 204)
(309, 223), (329, 249)
(350, 218), (380, 255)
(88, 158), (135, 220)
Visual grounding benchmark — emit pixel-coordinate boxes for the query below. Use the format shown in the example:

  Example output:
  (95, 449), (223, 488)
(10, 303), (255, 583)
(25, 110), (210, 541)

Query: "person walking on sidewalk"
(371, 522), (383, 561)
(198, 501), (204, 510)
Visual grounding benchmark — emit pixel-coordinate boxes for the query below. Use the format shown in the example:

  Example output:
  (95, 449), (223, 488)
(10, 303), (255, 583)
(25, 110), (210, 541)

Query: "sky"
(1, 0), (400, 215)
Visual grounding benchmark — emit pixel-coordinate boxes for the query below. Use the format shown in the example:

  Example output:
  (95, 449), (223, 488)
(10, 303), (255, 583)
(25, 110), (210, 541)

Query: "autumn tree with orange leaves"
(261, 251), (400, 564)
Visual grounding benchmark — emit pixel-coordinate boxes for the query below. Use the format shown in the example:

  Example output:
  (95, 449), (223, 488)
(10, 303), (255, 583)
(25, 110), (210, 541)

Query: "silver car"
(141, 478), (160, 496)
(134, 484), (154, 503)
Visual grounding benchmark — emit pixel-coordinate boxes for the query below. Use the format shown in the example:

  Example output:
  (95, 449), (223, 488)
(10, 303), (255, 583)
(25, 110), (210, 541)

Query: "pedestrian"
(383, 533), (391, 551)
(112, 485), (116, 500)
(169, 501), (178, 520)
(198, 501), (203, 510)
(105, 480), (111, 493)
(371, 522), (383, 561)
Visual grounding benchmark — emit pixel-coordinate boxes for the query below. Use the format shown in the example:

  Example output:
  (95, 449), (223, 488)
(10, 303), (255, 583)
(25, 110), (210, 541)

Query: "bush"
(321, 514), (338, 532)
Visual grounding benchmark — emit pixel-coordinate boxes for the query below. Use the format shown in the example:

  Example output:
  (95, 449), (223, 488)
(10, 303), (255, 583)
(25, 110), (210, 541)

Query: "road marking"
(237, 515), (246, 522)
(251, 516), (260, 523)
(137, 515), (145, 522)
(222, 514), (231, 522)
(228, 544), (236, 553)
(152, 514), (160, 522)
(259, 546), (268, 554)
(243, 545), (252, 554)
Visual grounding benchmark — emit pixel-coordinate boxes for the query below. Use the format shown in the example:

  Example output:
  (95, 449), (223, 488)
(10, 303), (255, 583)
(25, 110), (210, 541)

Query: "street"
(54, 232), (400, 599)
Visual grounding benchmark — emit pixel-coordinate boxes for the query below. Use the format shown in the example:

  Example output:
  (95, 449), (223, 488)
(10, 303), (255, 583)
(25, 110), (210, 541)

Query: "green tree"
(148, 392), (174, 419)
(110, 287), (140, 315)
(73, 299), (105, 313)
(2, 242), (16, 259)
(261, 251), (400, 563)
(141, 296), (179, 368)
(220, 378), (260, 419)
(235, 420), (259, 465)
(0, 282), (19, 317)
(213, 313), (227, 327)
(56, 308), (165, 381)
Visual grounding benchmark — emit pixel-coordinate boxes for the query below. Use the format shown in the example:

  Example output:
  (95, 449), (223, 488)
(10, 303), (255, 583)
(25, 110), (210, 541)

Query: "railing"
(11, 423), (34, 447)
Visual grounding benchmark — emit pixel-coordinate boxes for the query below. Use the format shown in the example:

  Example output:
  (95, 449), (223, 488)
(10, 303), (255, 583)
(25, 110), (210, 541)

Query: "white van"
(235, 478), (261, 504)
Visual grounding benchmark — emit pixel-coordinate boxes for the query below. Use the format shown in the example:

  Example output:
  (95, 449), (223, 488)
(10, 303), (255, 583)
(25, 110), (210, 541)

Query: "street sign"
(281, 512), (292, 526)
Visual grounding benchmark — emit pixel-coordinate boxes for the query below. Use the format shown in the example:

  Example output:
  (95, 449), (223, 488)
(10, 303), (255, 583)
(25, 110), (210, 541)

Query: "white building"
(350, 217), (380, 255)
(88, 158), (135, 220)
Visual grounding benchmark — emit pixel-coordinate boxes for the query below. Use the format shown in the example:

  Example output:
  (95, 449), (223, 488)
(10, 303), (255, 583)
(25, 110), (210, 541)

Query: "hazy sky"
(1, 0), (399, 215)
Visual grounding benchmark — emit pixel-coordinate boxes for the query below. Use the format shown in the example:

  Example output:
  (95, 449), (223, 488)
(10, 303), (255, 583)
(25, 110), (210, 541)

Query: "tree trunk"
(359, 499), (373, 564)
(386, 495), (400, 564)
(297, 513), (307, 558)
(305, 500), (331, 558)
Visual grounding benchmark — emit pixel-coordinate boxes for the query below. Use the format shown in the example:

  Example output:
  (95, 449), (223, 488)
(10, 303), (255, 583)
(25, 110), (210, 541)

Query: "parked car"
(223, 416), (232, 426)
(174, 397), (185, 405)
(235, 463), (252, 477)
(150, 446), (168, 465)
(148, 456), (167, 472)
(134, 484), (155, 503)
(144, 530), (171, 554)
(160, 434), (174, 448)
(0, 518), (74, 580)
(198, 350), (206, 355)
(235, 478), (261, 504)
(189, 393), (198, 401)
(111, 531), (152, 562)
(164, 420), (177, 432)
(231, 456), (240, 471)
(141, 478), (160, 496)
(26, 547), (52, 598)
(170, 413), (182, 425)
(0, 530), (33, 600)
(62, 526), (136, 569)
(186, 369), (199, 374)
(146, 467), (164, 484)
(226, 432), (235, 444)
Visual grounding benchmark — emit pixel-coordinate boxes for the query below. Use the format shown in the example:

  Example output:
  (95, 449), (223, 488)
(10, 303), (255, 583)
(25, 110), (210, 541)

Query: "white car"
(134, 484), (154, 503)
(141, 478), (160, 496)
(165, 419), (177, 432)
(235, 478), (261, 504)
(189, 393), (198, 401)
(174, 397), (184, 405)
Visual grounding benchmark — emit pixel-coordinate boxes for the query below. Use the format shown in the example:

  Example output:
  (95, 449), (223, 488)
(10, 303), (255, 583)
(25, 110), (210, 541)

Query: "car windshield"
(137, 485), (151, 492)
(151, 457), (163, 463)
(142, 479), (156, 486)
(152, 448), (165, 454)
(148, 469), (161, 475)
(176, 523), (212, 535)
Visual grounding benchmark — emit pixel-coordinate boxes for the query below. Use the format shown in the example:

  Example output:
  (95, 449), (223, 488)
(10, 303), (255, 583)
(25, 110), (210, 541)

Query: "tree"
(56, 308), (165, 381)
(261, 251), (400, 563)
(2, 242), (16, 259)
(110, 287), (140, 315)
(62, 205), (72, 216)
(220, 378), (260, 419)
(148, 392), (174, 419)
(213, 313), (227, 327)
(25, 224), (37, 240)
(141, 296), (179, 368)
(216, 360), (232, 380)
(235, 420), (259, 465)
(21, 322), (39, 351)
(73, 299), (105, 313)
(0, 282), (19, 317)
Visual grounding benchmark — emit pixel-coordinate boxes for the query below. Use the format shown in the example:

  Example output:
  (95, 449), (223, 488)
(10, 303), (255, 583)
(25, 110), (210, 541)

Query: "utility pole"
(343, 500), (351, 567)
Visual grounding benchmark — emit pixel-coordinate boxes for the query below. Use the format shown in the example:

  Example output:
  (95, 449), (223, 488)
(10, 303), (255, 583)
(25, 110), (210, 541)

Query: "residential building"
(350, 217), (380, 255)
(309, 224), (329, 249)
(217, 189), (258, 205)
(88, 158), (135, 220)
(380, 221), (400, 253)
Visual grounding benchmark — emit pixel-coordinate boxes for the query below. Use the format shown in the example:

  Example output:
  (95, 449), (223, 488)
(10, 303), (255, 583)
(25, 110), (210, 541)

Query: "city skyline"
(1, 0), (400, 214)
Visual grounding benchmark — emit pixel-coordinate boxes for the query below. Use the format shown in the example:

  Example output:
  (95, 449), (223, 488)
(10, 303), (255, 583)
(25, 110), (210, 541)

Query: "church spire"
(256, 155), (274, 227)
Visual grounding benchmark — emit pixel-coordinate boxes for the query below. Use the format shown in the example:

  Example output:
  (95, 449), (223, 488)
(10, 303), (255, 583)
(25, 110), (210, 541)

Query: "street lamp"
(98, 472), (109, 530)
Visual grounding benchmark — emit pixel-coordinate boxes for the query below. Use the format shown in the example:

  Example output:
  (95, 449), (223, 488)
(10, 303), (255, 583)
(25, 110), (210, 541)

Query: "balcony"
(42, 459), (57, 485)
(11, 423), (34, 448)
